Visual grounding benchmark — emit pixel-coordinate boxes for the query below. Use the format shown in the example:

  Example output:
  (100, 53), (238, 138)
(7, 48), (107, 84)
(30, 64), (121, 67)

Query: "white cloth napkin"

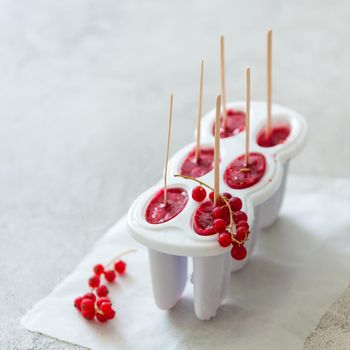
(21, 175), (350, 350)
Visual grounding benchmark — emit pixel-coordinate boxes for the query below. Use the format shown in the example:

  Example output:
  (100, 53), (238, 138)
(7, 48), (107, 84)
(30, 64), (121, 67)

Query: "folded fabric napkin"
(21, 175), (350, 350)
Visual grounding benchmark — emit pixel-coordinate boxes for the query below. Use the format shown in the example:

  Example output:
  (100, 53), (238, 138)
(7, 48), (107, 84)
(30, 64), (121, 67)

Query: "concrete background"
(0, 0), (349, 348)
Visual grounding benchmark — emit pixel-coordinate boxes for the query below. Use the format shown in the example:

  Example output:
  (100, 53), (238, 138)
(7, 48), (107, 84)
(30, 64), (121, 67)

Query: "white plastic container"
(128, 101), (307, 320)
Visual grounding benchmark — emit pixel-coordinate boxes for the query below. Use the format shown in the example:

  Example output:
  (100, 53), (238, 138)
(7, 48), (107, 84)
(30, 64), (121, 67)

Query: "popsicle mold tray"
(128, 101), (307, 320)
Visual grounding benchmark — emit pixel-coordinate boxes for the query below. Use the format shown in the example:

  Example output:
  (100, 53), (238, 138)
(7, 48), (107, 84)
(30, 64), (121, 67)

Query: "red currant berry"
(81, 309), (96, 320)
(96, 285), (109, 297)
(222, 192), (232, 200)
(218, 232), (232, 247)
(209, 192), (225, 205)
(96, 297), (111, 308)
(192, 186), (207, 202)
(218, 197), (226, 206)
(104, 309), (116, 320)
(96, 312), (108, 323)
(83, 292), (96, 303)
(234, 210), (247, 223)
(213, 218), (227, 233)
(229, 197), (242, 212)
(211, 206), (223, 219)
(235, 227), (248, 241)
(231, 244), (247, 260)
(100, 302), (112, 314)
(74, 296), (83, 311)
(81, 298), (95, 312)
(209, 191), (215, 202)
(212, 206), (230, 222)
(93, 264), (104, 276)
(114, 260), (126, 274)
(88, 275), (100, 289)
(222, 206), (230, 222)
(104, 270), (116, 283)
(237, 220), (249, 230)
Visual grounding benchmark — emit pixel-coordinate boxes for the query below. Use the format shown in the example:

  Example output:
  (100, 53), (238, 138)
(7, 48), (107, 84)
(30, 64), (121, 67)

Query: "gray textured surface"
(1, 0), (350, 349)
(304, 284), (350, 350)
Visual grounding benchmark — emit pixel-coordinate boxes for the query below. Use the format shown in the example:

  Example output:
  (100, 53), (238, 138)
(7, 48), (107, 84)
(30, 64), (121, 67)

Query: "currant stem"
(105, 249), (137, 269)
(174, 174), (214, 191)
(174, 173), (249, 245)
(220, 196), (234, 232)
(95, 306), (103, 314)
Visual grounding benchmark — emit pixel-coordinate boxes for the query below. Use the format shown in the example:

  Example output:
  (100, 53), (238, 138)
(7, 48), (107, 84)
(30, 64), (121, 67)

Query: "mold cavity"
(212, 109), (246, 139)
(224, 152), (266, 189)
(257, 122), (291, 147)
(145, 187), (188, 224)
(193, 200), (218, 236)
(179, 147), (214, 178)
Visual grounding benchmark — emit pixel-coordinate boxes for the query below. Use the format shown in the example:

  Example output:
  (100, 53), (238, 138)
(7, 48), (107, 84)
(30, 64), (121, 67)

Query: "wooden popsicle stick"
(214, 94), (221, 205)
(244, 67), (251, 167)
(220, 35), (227, 129)
(195, 60), (204, 162)
(164, 94), (173, 206)
(267, 29), (273, 137)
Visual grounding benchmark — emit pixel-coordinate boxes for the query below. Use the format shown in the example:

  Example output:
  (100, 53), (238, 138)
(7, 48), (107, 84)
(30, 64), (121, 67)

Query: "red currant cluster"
(192, 185), (249, 261)
(74, 260), (127, 323)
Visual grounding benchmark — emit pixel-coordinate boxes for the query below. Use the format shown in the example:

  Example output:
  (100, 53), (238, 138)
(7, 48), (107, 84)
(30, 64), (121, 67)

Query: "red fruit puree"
(257, 125), (291, 147)
(145, 188), (188, 224)
(224, 153), (266, 189)
(193, 200), (217, 236)
(212, 109), (246, 139)
(180, 148), (214, 178)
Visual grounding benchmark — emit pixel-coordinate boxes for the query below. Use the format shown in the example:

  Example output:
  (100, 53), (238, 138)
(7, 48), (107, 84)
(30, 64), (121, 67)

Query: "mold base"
(260, 162), (289, 229)
(148, 249), (232, 320)
(148, 249), (188, 310)
(193, 252), (231, 320)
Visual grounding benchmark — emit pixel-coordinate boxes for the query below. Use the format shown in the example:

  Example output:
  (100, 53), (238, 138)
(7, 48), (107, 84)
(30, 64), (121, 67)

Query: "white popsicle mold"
(128, 101), (307, 320)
